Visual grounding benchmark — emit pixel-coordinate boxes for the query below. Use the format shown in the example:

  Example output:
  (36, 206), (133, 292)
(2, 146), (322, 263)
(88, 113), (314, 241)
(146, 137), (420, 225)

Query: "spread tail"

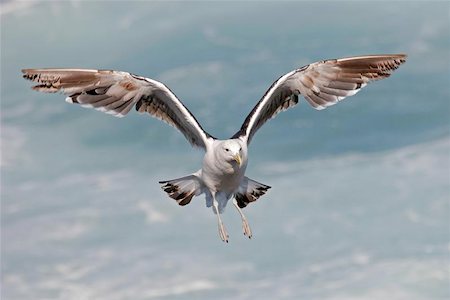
(159, 174), (202, 206)
(235, 177), (271, 208)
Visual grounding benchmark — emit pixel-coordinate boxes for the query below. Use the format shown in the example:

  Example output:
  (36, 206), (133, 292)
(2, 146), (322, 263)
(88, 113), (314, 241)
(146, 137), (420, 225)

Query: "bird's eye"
(225, 148), (229, 152)
(239, 147), (242, 151)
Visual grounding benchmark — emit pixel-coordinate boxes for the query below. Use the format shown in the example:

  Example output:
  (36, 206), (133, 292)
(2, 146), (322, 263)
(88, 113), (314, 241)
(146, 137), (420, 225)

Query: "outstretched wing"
(232, 54), (407, 144)
(22, 68), (214, 149)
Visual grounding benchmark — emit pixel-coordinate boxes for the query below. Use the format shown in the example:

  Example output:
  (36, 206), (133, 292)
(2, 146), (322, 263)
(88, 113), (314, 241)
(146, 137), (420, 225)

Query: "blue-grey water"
(1, 1), (449, 299)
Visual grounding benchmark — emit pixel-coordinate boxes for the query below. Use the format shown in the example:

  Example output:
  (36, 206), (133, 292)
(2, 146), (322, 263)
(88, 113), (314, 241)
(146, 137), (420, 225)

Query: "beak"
(233, 153), (242, 167)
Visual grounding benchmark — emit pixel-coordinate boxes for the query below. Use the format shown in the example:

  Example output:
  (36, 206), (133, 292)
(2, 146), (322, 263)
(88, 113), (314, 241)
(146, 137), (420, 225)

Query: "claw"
(242, 218), (252, 239)
(218, 222), (229, 243)
(233, 199), (253, 240)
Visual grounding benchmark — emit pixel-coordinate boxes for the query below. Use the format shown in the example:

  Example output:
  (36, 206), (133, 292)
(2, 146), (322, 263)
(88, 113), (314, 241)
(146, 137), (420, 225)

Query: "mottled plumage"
(22, 54), (406, 242)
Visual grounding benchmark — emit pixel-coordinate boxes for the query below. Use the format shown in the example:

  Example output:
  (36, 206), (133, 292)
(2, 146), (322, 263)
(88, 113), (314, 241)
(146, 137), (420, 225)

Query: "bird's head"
(220, 140), (243, 167)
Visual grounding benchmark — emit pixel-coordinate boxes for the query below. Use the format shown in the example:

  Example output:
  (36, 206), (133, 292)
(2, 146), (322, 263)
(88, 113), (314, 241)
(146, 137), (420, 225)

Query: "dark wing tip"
(21, 68), (46, 80)
(390, 53), (408, 64)
(22, 69), (37, 80)
(21, 68), (33, 75)
(398, 54), (408, 64)
(22, 69), (62, 93)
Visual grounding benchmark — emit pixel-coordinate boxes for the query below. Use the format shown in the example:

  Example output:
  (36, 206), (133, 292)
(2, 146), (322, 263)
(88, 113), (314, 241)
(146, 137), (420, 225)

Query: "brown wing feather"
(233, 54), (407, 143)
(22, 68), (213, 148)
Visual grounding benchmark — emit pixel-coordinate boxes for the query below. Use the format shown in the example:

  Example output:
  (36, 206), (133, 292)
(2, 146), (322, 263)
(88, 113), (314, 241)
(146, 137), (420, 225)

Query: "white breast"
(200, 141), (247, 194)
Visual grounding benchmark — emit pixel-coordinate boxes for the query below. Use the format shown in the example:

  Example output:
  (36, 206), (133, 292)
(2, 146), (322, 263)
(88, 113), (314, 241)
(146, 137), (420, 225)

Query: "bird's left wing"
(22, 68), (214, 149)
(232, 54), (407, 144)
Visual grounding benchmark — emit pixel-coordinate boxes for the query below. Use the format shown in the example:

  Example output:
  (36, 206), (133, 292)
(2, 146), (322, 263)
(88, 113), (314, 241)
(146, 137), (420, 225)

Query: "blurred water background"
(1, 1), (449, 299)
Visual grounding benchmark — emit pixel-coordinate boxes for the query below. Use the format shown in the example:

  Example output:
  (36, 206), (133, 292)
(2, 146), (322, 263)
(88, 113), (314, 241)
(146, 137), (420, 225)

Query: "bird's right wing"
(22, 68), (214, 149)
(232, 54), (407, 144)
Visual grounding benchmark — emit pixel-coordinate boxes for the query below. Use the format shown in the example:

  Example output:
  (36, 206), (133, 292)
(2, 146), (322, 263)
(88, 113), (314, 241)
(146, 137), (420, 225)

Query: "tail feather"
(235, 177), (271, 208)
(159, 174), (202, 206)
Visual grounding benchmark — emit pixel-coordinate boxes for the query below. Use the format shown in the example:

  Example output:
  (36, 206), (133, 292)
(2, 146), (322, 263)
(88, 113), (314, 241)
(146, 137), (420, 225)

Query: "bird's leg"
(213, 197), (229, 243)
(232, 199), (252, 238)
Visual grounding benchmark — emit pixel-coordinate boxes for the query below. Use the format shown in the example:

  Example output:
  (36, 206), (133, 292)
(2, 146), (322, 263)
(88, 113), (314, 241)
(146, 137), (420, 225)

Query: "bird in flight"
(22, 54), (406, 242)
